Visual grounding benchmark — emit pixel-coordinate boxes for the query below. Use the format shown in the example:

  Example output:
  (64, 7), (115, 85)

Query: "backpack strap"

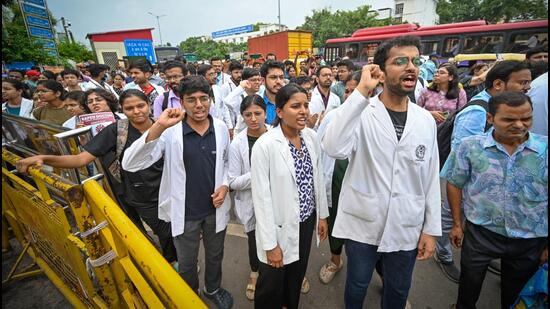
(115, 119), (129, 158)
(161, 91), (170, 111)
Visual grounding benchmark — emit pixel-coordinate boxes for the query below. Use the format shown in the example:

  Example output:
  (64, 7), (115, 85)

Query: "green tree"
(179, 37), (238, 60)
(297, 5), (395, 48)
(436, 0), (548, 24)
(57, 40), (94, 62)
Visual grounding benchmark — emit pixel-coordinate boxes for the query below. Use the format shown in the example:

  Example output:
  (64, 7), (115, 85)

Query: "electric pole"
(148, 12), (166, 46)
(278, 0), (282, 31)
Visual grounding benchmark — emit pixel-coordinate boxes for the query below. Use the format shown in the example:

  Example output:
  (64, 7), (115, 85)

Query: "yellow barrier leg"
(2, 216), (11, 253)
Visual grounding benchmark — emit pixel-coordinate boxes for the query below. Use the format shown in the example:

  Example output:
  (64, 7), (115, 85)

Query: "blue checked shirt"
(442, 130), (548, 238)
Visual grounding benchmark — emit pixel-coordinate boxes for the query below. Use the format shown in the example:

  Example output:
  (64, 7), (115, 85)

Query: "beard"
(385, 79), (414, 97)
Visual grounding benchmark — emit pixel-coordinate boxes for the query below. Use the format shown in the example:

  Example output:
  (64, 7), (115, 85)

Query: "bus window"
(463, 34), (504, 54)
(360, 43), (379, 61)
(506, 32), (549, 53)
(442, 37), (460, 57)
(421, 41), (439, 56)
(346, 44), (359, 60)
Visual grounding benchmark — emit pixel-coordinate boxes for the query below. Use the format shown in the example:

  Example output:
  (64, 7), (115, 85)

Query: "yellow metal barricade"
(2, 149), (206, 308)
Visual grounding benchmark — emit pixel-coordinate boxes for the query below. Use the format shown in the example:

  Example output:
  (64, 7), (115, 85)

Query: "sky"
(47, 0), (388, 46)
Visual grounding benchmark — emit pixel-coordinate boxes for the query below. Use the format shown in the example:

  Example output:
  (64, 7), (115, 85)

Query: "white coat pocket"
(395, 193), (426, 227)
(341, 183), (381, 222)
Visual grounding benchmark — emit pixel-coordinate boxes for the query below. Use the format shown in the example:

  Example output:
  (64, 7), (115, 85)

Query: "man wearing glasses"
(123, 75), (234, 309)
(152, 60), (189, 119)
(223, 68), (264, 134)
(259, 61), (286, 125)
(322, 36), (441, 309)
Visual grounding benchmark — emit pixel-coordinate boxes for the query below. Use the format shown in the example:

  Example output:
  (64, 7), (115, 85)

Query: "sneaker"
(434, 255), (460, 283)
(319, 259), (344, 284)
(488, 259), (501, 276)
(203, 287), (233, 309)
(301, 277), (310, 294)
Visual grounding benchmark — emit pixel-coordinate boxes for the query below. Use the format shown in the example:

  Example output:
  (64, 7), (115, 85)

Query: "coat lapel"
(369, 97), (399, 145)
(273, 126), (296, 182)
(399, 102), (418, 142)
(240, 129), (250, 170)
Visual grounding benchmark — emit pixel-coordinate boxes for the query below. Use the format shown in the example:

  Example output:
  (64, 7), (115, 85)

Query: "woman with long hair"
(417, 63), (467, 124)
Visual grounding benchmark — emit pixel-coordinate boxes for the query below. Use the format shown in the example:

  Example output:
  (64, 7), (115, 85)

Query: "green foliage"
(179, 37), (247, 60)
(57, 40), (94, 62)
(436, 0), (548, 24)
(297, 5), (395, 48)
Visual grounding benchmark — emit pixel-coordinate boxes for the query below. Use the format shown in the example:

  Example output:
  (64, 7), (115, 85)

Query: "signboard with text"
(19, 0), (58, 58)
(26, 15), (51, 28)
(212, 25), (254, 39)
(124, 39), (156, 64)
(21, 2), (47, 17)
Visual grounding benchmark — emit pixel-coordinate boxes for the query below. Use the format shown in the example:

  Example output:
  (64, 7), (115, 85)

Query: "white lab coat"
(223, 86), (262, 134)
(2, 98), (34, 118)
(251, 125), (329, 265)
(219, 78), (238, 101)
(310, 87), (341, 116)
(82, 79), (120, 100)
(212, 84), (234, 129)
(123, 81), (165, 97)
(322, 90), (441, 252)
(316, 109), (341, 208)
(121, 117), (232, 237)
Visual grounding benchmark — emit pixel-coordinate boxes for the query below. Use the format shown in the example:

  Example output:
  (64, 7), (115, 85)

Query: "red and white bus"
(324, 19), (548, 65)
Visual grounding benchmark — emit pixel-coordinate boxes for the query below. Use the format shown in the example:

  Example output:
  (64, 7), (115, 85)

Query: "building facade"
(393, 0), (438, 25)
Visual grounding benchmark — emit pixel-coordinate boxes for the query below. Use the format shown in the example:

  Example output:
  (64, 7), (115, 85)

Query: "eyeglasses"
(184, 96), (210, 105)
(248, 77), (262, 83)
(267, 75), (285, 81)
(393, 57), (424, 67)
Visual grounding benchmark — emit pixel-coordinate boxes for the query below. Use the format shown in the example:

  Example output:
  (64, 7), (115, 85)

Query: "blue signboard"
(124, 39), (156, 64)
(26, 15), (50, 28)
(45, 49), (58, 57)
(23, 0), (46, 6)
(28, 26), (53, 39)
(5, 62), (35, 71)
(21, 3), (48, 18)
(35, 39), (56, 49)
(212, 25), (254, 39)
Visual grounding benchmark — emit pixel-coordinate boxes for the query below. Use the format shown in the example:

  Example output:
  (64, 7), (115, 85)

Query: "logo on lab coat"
(415, 145), (426, 161)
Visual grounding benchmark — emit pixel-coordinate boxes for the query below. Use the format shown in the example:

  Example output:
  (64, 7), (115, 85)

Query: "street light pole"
(148, 12), (166, 46)
(277, 0), (282, 31)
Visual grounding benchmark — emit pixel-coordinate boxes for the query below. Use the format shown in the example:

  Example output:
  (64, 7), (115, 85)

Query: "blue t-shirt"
(5, 105), (21, 116)
(263, 94), (277, 125)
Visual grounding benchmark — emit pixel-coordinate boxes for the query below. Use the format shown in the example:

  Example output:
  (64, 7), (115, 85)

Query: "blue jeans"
(435, 199), (454, 263)
(344, 240), (417, 309)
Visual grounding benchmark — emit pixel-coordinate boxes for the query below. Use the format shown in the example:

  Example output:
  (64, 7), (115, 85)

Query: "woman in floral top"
(417, 63), (467, 124)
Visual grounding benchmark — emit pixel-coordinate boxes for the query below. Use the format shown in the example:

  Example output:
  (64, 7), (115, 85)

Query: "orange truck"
(248, 30), (313, 62)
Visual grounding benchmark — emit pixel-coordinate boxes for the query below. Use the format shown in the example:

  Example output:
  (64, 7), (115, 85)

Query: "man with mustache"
(152, 60), (189, 119)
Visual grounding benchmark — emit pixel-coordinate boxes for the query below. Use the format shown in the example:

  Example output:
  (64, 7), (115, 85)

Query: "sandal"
(246, 271), (259, 300)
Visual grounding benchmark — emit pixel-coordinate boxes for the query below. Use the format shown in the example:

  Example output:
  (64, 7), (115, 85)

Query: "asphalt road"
(3, 221), (500, 309)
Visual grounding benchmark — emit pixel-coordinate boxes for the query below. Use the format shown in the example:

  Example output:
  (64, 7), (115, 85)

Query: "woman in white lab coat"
(228, 94), (269, 300)
(251, 83), (329, 309)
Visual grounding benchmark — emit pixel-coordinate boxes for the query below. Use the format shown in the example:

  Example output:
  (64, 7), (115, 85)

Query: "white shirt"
(219, 78), (239, 101)
(212, 84), (234, 129)
(223, 85), (261, 134)
(251, 125), (329, 265)
(322, 90), (441, 252)
(2, 98), (34, 118)
(310, 86), (341, 116)
(122, 118), (232, 237)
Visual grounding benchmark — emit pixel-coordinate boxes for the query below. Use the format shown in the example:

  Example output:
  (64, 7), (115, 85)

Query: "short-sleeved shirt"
(417, 88), (468, 124)
(83, 120), (163, 207)
(263, 94), (277, 125)
(182, 117), (217, 221)
(288, 137), (316, 222)
(32, 104), (72, 126)
(442, 130), (548, 239)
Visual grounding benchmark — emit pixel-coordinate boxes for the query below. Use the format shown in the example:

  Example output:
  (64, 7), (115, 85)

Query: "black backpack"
(437, 99), (490, 170)
(161, 92), (170, 111)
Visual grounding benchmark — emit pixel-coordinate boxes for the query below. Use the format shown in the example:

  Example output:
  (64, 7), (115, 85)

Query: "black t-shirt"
(247, 135), (259, 161)
(83, 121), (163, 207)
(386, 108), (408, 141)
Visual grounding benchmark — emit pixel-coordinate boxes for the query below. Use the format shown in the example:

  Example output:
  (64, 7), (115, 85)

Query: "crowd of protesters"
(4, 37), (548, 309)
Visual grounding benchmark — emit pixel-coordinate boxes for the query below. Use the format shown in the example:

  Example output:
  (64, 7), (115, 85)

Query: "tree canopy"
(179, 37), (247, 60)
(436, 0), (548, 24)
(297, 5), (395, 48)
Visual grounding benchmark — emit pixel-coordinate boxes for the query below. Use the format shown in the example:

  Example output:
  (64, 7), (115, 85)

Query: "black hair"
(526, 46), (548, 59)
(316, 65), (332, 77)
(118, 89), (149, 107)
(488, 91), (532, 115)
(337, 59), (355, 71)
(284, 60), (295, 67)
(37, 80), (66, 98)
(210, 57), (222, 63)
(84, 88), (120, 113)
(88, 64), (110, 78)
(113, 72), (126, 80)
(242, 68), (260, 80)
(240, 94), (266, 115)
(2, 78), (31, 99)
(469, 63), (489, 76)
(228, 61), (244, 72)
(373, 35), (422, 71)
(60, 68), (81, 79)
(162, 60), (189, 75)
(197, 64), (213, 77)
(266, 53), (277, 60)
(428, 63), (461, 100)
(187, 63), (197, 75)
(178, 76), (211, 98)
(485, 61), (530, 89)
(41, 70), (55, 80)
(63, 90), (87, 110)
(346, 71), (362, 84)
(289, 76), (313, 86)
(260, 61), (285, 78)
(272, 83), (308, 127)
(128, 59), (153, 73)
(529, 61), (548, 80)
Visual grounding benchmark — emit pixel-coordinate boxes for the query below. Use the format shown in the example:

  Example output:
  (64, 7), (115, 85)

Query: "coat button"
(391, 193), (398, 198)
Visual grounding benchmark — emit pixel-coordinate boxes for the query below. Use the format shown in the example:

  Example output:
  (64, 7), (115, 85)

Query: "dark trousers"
(173, 213), (226, 294)
(132, 203), (177, 263)
(254, 213), (316, 309)
(457, 221), (547, 309)
(247, 230), (260, 272)
(328, 204), (345, 255)
(344, 240), (417, 309)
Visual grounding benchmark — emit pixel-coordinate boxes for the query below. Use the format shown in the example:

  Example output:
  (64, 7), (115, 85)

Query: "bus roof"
(326, 20), (548, 44)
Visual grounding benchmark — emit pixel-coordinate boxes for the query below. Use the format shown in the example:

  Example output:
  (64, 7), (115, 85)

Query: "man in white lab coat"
(122, 76), (234, 309)
(322, 35), (441, 309)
